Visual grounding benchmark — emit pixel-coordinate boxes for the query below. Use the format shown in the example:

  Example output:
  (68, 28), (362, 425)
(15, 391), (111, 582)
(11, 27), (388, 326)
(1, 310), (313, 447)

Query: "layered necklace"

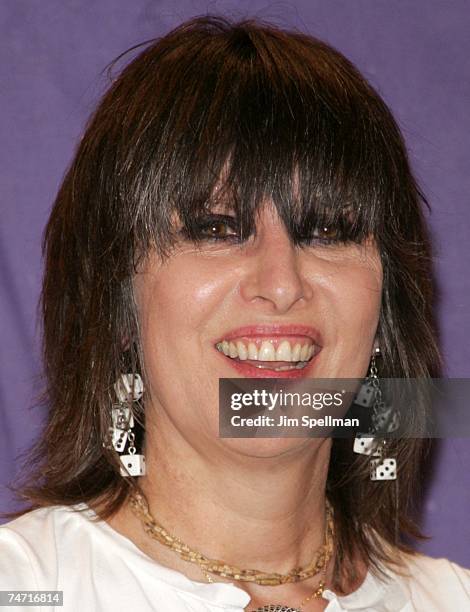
(129, 492), (335, 612)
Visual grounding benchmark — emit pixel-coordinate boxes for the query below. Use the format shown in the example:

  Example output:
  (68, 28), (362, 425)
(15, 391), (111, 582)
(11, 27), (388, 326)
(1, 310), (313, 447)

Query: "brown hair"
(6, 16), (441, 590)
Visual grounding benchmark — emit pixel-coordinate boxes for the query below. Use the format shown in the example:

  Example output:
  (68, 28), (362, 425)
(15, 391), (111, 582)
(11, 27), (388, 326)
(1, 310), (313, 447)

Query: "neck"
(135, 411), (332, 577)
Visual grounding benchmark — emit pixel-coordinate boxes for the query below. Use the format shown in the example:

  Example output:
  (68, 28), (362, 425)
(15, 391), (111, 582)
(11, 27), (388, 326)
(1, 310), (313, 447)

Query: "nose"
(239, 208), (313, 314)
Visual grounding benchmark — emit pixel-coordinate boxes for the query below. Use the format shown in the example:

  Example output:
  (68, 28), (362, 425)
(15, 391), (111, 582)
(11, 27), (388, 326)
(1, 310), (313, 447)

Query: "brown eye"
(311, 226), (339, 242)
(203, 220), (233, 238)
(193, 214), (239, 241)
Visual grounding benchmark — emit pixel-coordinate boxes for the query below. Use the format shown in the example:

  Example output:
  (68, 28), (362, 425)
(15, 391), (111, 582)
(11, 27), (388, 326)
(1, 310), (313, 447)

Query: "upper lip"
(214, 324), (323, 346)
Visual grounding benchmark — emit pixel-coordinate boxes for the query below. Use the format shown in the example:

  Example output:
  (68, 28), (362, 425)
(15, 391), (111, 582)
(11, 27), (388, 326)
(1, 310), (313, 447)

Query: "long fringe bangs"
(100, 18), (409, 266)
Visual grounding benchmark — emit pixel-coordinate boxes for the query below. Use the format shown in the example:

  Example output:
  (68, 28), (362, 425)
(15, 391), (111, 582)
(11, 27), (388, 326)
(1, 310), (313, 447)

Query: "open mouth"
(215, 336), (321, 377)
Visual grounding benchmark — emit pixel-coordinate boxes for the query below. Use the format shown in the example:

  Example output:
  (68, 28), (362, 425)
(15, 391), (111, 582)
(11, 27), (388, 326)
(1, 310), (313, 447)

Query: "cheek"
(134, 256), (230, 366)
(340, 269), (382, 326)
(316, 256), (382, 377)
(157, 268), (226, 332)
(133, 256), (232, 438)
(327, 246), (382, 326)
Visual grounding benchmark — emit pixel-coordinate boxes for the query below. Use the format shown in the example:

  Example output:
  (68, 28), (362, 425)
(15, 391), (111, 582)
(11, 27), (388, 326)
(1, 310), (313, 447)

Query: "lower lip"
(215, 351), (320, 378)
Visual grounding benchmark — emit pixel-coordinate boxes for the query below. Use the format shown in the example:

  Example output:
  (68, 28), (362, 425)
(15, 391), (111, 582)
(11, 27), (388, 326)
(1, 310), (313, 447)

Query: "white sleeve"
(448, 559), (470, 600)
(0, 526), (41, 611)
(0, 526), (40, 589)
(407, 554), (470, 609)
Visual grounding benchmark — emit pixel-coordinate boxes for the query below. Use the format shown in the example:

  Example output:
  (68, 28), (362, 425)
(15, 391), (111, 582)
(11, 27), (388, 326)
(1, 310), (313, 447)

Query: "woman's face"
(134, 203), (383, 456)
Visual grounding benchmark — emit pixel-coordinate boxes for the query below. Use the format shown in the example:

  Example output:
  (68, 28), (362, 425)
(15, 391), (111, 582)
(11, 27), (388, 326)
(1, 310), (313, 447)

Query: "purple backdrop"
(1, 1), (469, 565)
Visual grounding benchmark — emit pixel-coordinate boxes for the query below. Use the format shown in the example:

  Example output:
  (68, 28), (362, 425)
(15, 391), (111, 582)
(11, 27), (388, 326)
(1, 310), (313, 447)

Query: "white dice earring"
(108, 373), (146, 477)
(353, 347), (399, 481)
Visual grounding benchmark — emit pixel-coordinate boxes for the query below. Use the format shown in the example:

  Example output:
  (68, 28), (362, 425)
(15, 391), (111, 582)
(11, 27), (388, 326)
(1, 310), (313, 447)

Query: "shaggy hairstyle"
(6, 16), (441, 591)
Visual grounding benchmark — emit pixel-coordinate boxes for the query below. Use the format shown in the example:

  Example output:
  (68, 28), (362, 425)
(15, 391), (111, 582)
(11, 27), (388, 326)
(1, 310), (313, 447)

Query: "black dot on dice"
(380, 471), (384, 476)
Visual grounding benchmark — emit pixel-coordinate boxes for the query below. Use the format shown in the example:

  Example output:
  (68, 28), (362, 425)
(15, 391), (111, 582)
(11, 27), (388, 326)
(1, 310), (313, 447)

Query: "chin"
(219, 436), (316, 458)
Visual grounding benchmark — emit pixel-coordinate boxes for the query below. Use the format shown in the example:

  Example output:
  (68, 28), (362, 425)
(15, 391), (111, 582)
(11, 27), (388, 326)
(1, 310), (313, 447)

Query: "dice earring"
(106, 373), (146, 477)
(353, 347), (399, 481)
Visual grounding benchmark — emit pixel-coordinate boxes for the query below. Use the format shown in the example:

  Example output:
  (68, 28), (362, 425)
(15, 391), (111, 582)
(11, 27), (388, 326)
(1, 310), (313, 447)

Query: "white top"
(0, 503), (469, 611)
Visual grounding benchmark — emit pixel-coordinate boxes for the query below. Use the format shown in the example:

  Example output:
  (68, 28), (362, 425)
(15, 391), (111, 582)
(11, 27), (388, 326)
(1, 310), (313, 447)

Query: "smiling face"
(133, 201), (383, 456)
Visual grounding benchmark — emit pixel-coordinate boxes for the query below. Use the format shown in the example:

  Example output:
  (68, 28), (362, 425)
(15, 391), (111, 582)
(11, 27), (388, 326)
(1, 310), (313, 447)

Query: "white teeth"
(291, 343), (301, 361)
(216, 338), (318, 363)
(275, 340), (292, 361)
(259, 341), (276, 361)
(300, 344), (309, 361)
(248, 342), (258, 360)
(229, 342), (238, 358)
(236, 341), (248, 360)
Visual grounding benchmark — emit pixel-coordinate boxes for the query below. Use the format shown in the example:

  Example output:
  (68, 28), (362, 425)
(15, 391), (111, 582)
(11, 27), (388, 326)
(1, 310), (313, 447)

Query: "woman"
(1, 16), (469, 612)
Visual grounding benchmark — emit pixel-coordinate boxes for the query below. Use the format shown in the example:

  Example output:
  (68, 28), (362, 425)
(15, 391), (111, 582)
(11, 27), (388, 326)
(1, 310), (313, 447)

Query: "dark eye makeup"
(179, 213), (349, 246)
(179, 214), (240, 242)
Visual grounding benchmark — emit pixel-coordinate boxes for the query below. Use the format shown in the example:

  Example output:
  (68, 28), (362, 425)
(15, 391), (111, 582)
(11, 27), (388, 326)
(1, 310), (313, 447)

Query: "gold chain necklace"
(129, 491), (334, 609)
(199, 558), (328, 611)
